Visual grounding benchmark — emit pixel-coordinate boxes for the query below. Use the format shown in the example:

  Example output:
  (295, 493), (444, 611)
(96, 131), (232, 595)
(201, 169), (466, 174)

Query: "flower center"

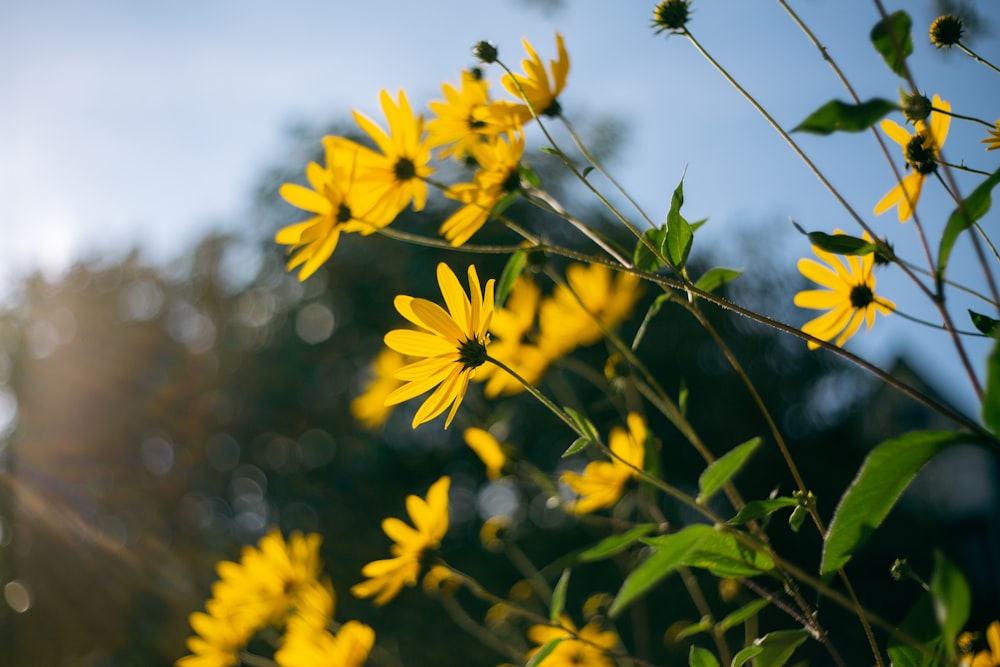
(336, 203), (352, 223)
(905, 135), (937, 175)
(541, 98), (562, 118)
(394, 157), (417, 182)
(457, 337), (488, 369)
(850, 283), (874, 309)
(501, 168), (521, 193)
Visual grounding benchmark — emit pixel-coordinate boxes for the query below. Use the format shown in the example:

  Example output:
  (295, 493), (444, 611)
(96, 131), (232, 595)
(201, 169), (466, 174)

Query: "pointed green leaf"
(582, 166), (594, 179)
(550, 569), (570, 622)
(697, 437), (762, 504)
(562, 437), (591, 458)
(645, 525), (774, 578)
(805, 231), (877, 256)
(676, 618), (713, 640)
(969, 310), (1000, 338)
(742, 630), (809, 667)
(564, 407), (600, 446)
(886, 592), (948, 667)
(689, 646), (720, 667)
(930, 550), (970, 659)
(694, 267), (743, 293)
(665, 178), (693, 269)
(525, 637), (565, 667)
(731, 645), (764, 667)
(984, 341), (1000, 436)
(793, 98), (898, 134)
(577, 524), (658, 562)
(728, 497), (798, 525)
(496, 250), (526, 308)
(609, 526), (707, 617)
(938, 168), (1000, 282)
(634, 226), (668, 272)
(871, 11), (913, 76)
(718, 598), (770, 633)
(518, 163), (542, 189)
(820, 430), (965, 576)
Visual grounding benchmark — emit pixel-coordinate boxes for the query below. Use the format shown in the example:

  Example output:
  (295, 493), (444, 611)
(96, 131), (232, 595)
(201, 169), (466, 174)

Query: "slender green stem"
(438, 594), (524, 662)
(957, 41), (1000, 75)
(485, 355), (588, 440)
(901, 259), (999, 306)
(935, 106), (995, 129)
(892, 308), (988, 336)
(939, 160), (992, 176)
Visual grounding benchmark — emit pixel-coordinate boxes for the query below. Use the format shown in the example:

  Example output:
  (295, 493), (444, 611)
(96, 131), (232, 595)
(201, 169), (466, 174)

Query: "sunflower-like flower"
(794, 231), (895, 350)
(276, 138), (395, 280)
(176, 600), (247, 667)
(351, 476), (451, 606)
(463, 427), (508, 479)
(276, 618), (375, 667)
(874, 94), (951, 223)
(350, 89), (435, 222)
(383, 263), (495, 429)
(426, 69), (520, 161)
(502, 32), (570, 123)
(350, 347), (407, 429)
(959, 620), (1000, 667)
(440, 131), (525, 246)
(527, 617), (619, 667)
(561, 413), (647, 514)
(983, 120), (1000, 151)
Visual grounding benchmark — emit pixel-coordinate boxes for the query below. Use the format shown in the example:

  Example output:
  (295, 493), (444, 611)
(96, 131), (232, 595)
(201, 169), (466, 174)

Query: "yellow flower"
(502, 32), (570, 123)
(350, 89), (434, 222)
(427, 70), (519, 161)
(794, 230), (894, 350)
(352, 476), (451, 605)
(463, 427), (508, 479)
(276, 618), (375, 667)
(175, 601), (246, 667)
(440, 131), (525, 246)
(875, 94), (951, 222)
(384, 263), (495, 429)
(964, 620), (1000, 667)
(983, 120), (1000, 151)
(561, 413), (647, 514)
(275, 138), (395, 280)
(350, 347), (407, 429)
(526, 617), (619, 667)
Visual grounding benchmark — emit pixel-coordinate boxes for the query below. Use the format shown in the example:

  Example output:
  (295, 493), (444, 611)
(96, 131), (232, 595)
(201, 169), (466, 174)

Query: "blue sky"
(3, 0), (999, 411)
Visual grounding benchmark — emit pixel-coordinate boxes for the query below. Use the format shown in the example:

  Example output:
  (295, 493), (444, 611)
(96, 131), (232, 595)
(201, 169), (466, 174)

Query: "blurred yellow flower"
(875, 94), (951, 222)
(526, 617), (618, 667)
(463, 427), (508, 479)
(503, 32), (570, 123)
(384, 263), (495, 428)
(440, 131), (525, 246)
(962, 620), (1000, 667)
(276, 618), (375, 667)
(352, 476), (451, 605)
(427, 69), (518, 161)
(562, 413), (647, 514)
(350, 347), (407, 429)
(983, 120), (1000, 151)
(794, 230), (894, 350)
(176, 601), (246, 667)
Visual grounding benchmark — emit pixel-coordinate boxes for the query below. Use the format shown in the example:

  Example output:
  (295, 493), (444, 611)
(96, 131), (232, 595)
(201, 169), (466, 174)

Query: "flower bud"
(473, 40), (498, 64)
(652, 0), (691, 34)
(930, 15), (963, 48)
(900, 91), (932, 123)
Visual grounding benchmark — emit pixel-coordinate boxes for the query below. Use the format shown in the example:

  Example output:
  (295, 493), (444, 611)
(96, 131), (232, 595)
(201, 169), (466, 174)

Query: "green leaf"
(787, 504), (808, 533)
(564, 407), (600, 446)
(969, 310), (1000, 337)
(718, 598), (770, 633)
(609, 526), (707, 617)
(634, 226), (668, 273)
(871, 11), (913, 76)
(820, 430), (965, 576)
(677, 529), (775, 578)
(676, 618), (713, 640)
(730, 645), (764, 667)
(665, 177), (693, 269)
(496, 250), (526, 308)
(938, 168), (1000, 283)
(805, 231), (877, 256)
(582, 166), (594, 179)
(518, 163), (542, 189)
(984, 341), (1000, 436)
(728, 497), (798, 525)
(697, 437), (762, 504)
(694, 267), (743, 293)
(525, 637), (564, 667)
(577, 524), (658, 562)
(743, 630), (809, 667)
(689, 646), (720, 667)
(793, 98), (898, 134)
(562, 437), (591, 458)
(550, 569), (570, 622)
(886, 592), (948, 667)
(931, 550), (971, 658)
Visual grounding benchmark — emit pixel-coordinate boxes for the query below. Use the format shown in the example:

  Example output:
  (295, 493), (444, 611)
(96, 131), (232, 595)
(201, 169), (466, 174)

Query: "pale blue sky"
(3, 0), (999, 411)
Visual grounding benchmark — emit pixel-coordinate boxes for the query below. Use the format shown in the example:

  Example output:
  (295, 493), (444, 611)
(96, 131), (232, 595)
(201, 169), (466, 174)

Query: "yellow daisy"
(794, 230), (895, 350)
(275, 138), (395, 280)
(561, 413), (647, 514)
(983, 120), (1000, 151)
(463, 427), (508, 479)
(383, 263), (495, 429)
(426, 69), (518, 161)
(350, 347), (407, 429)
(526, 617), (619, 667)
(350, 89), (435, 222)
(440, 131), (525, 246)
(502, 32), (570, 123)
(352, 476), (451, 606)
(175, 600), (246, 667)
(970, 620), (1000, 667)
(875, 94), (951, 222)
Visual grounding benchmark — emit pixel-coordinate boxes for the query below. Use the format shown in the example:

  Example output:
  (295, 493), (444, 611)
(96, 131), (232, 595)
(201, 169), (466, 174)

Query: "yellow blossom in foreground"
(961, 620), (1000, 667)
(352, 476), (451, 606)
(562, 413), (647, 514)
(463, 427), (508, 479)
(427, 69), (517, 160)
(384, 264), (495, 428)
(176, 601), (245, 667)
(875, 94), (951, 222)
(794, 230), (894, 350)
(350, 347), (408, 429)
(502, 32), (570, 122)
(276, 618), (375, 667)
(527, 617), (619, 667)
(983, 120), (1000, 151)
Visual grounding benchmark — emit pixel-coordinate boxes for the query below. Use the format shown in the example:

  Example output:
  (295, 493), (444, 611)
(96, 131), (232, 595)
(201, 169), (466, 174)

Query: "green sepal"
(871, 11), (913, 77)
(793, 98), (898, 134)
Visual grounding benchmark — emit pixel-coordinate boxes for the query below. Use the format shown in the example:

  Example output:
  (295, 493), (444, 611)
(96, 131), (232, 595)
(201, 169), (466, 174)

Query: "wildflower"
(276, 619), (375, 667)
(983, 120), (1000, 151)
(176, 600), (247, 667)
(384, 264), (495, 429)
(930, 15), (963, 48)
(352, 476), (451, 605)
(561, 413), (647, 514)
(422, 564), (460, 596)
(900, 91), (932, 124)
(276, 138), (394, 280)
(794, 230), (895, 350)
(463, 427), (507, 479)
(350, 89), (434, 222)
(652, 0), (692, 34)
(350, 347), (407, 429)
(440, 131), (525, 246)
(875, 94), (951, 222)
(502, 33), (570, 122)
(473, 40), (499, 64)
(959, 620), (1000, 667)
(526, 617), (619, 667)
(427, 70), (517, 161)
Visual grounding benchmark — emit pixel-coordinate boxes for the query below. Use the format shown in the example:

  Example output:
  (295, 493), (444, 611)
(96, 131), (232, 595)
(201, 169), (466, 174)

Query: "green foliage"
(694, 267), (742, 293)
(871, 10), (914, 76)
(550, 569), (570, 621)
(930, 550), (971, 659)
(793, 98), (898, 134)
(969, 310), (999, 337)
(732, 630), (809, 667)
(984, 340), (1000, 435)
(666, 177), (694, 270)
(689, 645), (721, 667)
(718, 598), (770, 633)
(938, 167), (1000, 284)
(728, 497), (798, 525)
(800, 230), (877, 257)
(576, 524), (658, 562)
(697, 437), (762, 504)
(526, 638), (564, 667)
(821, 430), (966, 576)
(496, 249), (527, 307)
(634, 225), (669, 272)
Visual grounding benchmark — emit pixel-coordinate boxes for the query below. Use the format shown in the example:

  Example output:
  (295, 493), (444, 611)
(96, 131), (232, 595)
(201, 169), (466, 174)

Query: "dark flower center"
(394, 157), (417, 181)
(457, 337), (488, 369)
(905, 135), (937, 175)
(468, 117), (487, 130)
(542, 99), (562, 118)
(850, 284), (874, 309)
(336, 203), (352, 223)
(501, 168), (521, 193)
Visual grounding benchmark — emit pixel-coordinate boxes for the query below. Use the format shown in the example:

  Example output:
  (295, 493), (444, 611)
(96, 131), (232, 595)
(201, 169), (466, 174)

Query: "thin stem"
(957, 41), (1000, 75)
(677, 564), (733, 666)
(939, 160), (992, 176)
(935, 106), (995, 129)
(485, 355), (588, 440)
(901, 259), (999, 306)
(438, 594), (524, 662)
(892, 308), (988, 336)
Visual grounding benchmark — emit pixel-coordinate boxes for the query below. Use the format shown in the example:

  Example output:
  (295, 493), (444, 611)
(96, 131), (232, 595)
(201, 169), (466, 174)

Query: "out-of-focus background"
(2, 0), (999, 665)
